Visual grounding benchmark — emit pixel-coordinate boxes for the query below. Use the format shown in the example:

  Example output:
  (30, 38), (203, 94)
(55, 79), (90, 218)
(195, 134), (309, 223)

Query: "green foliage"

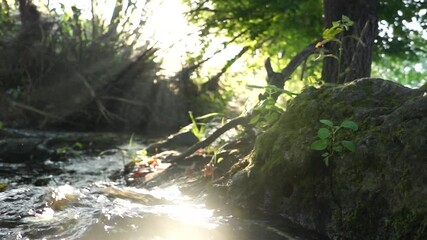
(54, 142), (84, 159)
(384, 208), (427, 240)
(377, 1), (426, 61)
(315, 15), (355, 80)
(249, 84), (298, 98)
(0, 6), (14, 36)
(187, 111), (221, 141)
(128, 133), (135, 148)
(188, 111), (206, 141)
(372, 56), (427, 87)
(184, 0), (427, 86)
(248, 84), (297, 129)
(108, 135), (144, 166)
(322, 15), (354, 40)
(249, 98), (283, 129)
(310, 119), (358, 166)
(130, 149), (148, 163)
(183, 0), (323, 51)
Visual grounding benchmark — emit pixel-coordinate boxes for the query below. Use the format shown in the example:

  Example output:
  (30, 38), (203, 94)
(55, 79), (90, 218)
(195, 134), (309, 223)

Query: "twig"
(10, 100), (65, 122)
(101, 96), (149, 108)
(77, 72), (125, 123)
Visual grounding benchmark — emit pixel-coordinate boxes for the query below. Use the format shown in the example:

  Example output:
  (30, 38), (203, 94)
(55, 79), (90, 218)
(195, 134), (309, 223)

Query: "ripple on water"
(1, 153), (324, 240)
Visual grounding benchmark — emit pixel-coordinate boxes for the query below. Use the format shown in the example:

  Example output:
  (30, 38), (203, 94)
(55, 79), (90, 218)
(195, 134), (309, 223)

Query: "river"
(0, 140), (327, 240)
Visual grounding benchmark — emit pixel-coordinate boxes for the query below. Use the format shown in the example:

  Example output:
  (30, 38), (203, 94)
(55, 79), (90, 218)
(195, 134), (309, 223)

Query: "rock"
(0, 138), (49, 162)
(0, 129), (132, 163)
(227, 78), (427, 239)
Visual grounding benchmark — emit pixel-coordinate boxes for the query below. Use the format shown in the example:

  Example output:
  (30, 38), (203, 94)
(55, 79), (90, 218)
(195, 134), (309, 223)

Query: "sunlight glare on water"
(5, 167), (223, 239)
(154, 204), (218, 229)
(0, 154), (316, 239)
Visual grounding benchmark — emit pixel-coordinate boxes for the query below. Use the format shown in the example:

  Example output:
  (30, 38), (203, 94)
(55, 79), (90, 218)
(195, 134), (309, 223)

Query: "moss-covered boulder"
(228, 78), (426, 239)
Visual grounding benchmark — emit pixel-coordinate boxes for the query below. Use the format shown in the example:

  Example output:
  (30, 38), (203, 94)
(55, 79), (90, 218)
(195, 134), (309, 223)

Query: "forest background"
(0, 0), (425, 133)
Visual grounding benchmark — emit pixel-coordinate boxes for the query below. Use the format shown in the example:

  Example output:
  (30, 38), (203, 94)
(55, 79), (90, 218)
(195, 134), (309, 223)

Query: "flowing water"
(0, 151), (326, 240)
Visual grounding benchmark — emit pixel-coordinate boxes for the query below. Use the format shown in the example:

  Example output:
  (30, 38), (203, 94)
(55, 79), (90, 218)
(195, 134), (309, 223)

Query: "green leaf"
(323, 156), (329, 166)
(195, 112), (221, 120)
(73, 142), (83, 150)
(188, 111), (196, 125)
(310, 139), (328, 151)
(128, 133), (135, 147)
(317, 128), (331, 139)
(320, 119), (333, 127)
(323, 26), (343, 39)
(0, 121), (3, 129)
(333, 144), (343, 152)
(341, 15), (354, 28)
(340, 120), (358, 131)
(341, 140), (356, 152)
(265, 112), (279, 124)
(249, 114), (260, 125)
(321, 152), (329, 157)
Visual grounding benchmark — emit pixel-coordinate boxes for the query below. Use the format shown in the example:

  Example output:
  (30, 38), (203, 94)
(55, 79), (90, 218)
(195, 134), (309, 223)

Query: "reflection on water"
(0, 154), (323, 240)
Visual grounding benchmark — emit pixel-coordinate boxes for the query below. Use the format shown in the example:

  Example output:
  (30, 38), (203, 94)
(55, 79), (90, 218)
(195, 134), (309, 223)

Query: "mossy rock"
(228, 78), (427, 239)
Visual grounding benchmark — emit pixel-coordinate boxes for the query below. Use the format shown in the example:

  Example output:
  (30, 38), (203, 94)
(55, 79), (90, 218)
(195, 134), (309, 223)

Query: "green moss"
(385, 209), (427, 239)
(230, 79), (426, 239)
(338, 193), (389, 239)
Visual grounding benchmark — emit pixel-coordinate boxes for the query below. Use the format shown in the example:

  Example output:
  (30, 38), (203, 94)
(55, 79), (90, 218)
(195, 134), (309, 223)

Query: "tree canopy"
(184, 0), (426, 85)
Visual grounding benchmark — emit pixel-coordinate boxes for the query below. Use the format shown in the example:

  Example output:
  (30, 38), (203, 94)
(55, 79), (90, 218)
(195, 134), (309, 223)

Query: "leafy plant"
(320, 15), (354, 42)
(248, 84), (297, 129)
(310, 119), (358, 166)
(125, 133), (139, 162)
(315, 15), (355, 80)
(187, 111), (221, 141)
(54, 142), (84, 159)
(123, 134), (149, 164)
(131, 149), (148, 163)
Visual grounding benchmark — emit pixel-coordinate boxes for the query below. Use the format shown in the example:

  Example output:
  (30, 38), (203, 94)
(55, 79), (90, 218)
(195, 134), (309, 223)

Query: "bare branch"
(262, 39), (321, 100)
(202, 46), (250, 91)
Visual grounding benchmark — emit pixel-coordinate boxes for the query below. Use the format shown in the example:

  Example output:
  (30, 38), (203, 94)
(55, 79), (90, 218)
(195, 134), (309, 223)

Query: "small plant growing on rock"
(248, 84), (296, 129)
(310, 119), (358, 166)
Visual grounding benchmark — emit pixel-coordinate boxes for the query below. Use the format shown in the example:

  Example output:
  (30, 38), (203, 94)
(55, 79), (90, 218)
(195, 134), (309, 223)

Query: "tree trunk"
(322, 0), (378, 84)
(18, 0), (40, 29)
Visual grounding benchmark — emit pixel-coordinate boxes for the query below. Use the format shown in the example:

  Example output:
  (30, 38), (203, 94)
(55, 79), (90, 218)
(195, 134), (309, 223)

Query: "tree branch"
(262, 39), (320, 100)
(169, 40), (320, 162)
(202, 46), (250, 91)
(169, 116), (250, 162)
